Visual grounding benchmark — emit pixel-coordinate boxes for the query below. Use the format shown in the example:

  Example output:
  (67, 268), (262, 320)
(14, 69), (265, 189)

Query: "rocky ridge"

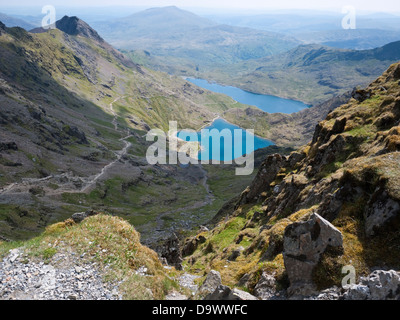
(180, 62), (400, 300)
(56, 16), (104, 43)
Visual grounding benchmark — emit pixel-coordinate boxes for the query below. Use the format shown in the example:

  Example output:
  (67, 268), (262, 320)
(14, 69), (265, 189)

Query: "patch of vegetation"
(0, 214), (184, 299)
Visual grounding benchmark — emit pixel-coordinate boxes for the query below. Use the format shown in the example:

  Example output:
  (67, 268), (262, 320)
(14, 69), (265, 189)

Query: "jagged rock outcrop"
(71, 210), (99, 223)
(62, 125), (89, 145)
(344, 270), (400, 300)
(364, 189), (400, 237)
(56, 16), (104, 43)
(283, 213), (343, 297)
(199, 270), (222, 295)
(182, 233), (207, 257)
(237, 153), (286, 206)
(253, 272), (282, 300)
(0, 21), (5, 35)
(156, 233), (183, 270)
(0, 142), (18, 151)
(306, 133), (347, 176)
(250, 63), (400, 232)
(352, 87), (372, 102)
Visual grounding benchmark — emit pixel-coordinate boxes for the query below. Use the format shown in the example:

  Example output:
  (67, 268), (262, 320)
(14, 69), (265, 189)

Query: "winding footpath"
(1, 95), (216, 244)
(80, 96), (132, 193)
(0, 96), (132, 196)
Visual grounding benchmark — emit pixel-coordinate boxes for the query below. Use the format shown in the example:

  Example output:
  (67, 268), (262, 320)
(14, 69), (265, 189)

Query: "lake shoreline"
(179, 118), (274, 162)
(186, 77), (310, 114)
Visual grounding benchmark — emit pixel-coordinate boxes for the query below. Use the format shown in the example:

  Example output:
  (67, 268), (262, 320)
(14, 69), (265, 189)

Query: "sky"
(1, 0), (400, 14)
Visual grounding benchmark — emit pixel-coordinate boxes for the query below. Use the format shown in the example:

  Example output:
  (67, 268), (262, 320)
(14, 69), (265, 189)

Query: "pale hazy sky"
(2, 0), (400, 13)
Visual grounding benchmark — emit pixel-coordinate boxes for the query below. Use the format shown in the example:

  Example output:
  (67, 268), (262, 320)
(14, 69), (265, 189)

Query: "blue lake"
(178, 118), (273, 162)
(186, 78), (310, 114)
(178, 78), (310, 161)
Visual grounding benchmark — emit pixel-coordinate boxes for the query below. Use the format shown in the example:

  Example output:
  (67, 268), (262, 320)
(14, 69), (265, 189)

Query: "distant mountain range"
(208, 11), (400, 33)
(90, 6), (300, 67)
(0, 12), (35, 30)
(296, 29), (400, 50)
(80, 6), (399, 105)
(203, 11), (400, 49)
(2, 7), (400, 52)
(201, 40), (400, 104)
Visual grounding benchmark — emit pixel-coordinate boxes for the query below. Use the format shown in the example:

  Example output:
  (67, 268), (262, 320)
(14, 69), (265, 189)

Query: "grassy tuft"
(0, 214), (181, 299)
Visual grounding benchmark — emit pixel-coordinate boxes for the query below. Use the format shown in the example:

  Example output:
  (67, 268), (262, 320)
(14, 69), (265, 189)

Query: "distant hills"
(208, 11), (400, 37)
(202, 40), (400, 105)
(110, 5), (217, 32)
(0, 12), (35, 30)
(91, 6), (300, 67)
(83, 6), (400, 105)
(205, 10), (400, 50)
(296, 29), (400, 50)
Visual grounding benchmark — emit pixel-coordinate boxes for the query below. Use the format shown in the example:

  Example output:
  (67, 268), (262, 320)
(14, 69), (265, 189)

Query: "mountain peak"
(146, 6), (187, 13)
(154, 5), (180, 10)
(123, 6), (216, 30)
(56, 16), (104, 42)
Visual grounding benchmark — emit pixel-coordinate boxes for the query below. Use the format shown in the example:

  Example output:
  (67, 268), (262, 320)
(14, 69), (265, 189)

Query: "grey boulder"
(199, 270), (222, 295)
(283, 213), (343, 297)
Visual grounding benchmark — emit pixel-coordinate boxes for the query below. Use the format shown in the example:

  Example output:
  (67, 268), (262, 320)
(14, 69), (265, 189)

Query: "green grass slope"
(182, 62), (400, 294)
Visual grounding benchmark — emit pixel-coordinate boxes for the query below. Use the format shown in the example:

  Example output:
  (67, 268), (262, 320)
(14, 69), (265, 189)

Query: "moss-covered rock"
(182, 62), (400, 298)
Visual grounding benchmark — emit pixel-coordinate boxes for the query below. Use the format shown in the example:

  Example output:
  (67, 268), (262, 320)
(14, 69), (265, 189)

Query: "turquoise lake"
(179, 78), (310, 161)
(178, 118), (273, 162)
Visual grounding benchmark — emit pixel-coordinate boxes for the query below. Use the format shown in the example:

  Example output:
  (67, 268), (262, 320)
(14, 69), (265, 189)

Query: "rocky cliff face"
(223, 91), (352, 148)
(56, 16), (104, 43)
(182, 62), (400, 299)
(240, 62), (400, 238)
